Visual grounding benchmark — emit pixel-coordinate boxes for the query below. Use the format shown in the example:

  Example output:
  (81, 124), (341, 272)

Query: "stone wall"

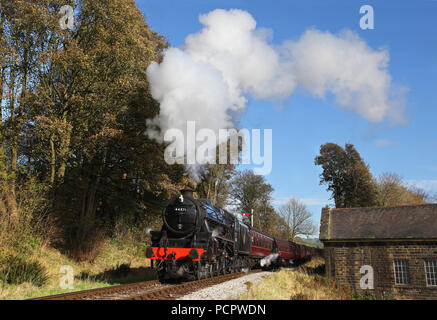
(324, 241), (437, 299)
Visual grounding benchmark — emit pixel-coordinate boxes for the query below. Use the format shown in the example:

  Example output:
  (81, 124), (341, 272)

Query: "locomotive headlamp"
(188, 249), (199, 260)
(145, 247), (155, 258)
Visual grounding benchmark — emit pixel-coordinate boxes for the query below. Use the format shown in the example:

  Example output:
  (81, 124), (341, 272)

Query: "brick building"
(319, 204), (437, 299)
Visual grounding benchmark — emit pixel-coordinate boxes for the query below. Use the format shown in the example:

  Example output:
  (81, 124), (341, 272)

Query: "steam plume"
(260, 253), (279, 267)
(146, 9), (406, 154)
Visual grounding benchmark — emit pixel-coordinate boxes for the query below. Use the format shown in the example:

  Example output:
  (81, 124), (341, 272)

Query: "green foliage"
(314, 143), (428, 209)
(244, 281), (253, 289)
(0, 255), (48, 287)
(229, 170), (274, 213)
(196, 139), (238, 207)
(228, 170), (287, 237)
(0, 0), (183, 261)
(315, 143), (378, 208)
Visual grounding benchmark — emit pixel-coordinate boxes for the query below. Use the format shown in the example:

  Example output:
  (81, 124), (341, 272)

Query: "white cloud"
(406, 179), (437, 192)
(146, 9), (407, 167)
(285, 29), (406, 124)
(375, 139), (399, 147)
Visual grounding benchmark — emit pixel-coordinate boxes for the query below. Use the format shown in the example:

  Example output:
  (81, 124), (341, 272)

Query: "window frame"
(393, 259), (410, 286)
(424, 259), (437, 287)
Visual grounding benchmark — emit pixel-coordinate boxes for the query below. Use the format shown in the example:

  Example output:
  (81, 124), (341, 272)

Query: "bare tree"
(376, 173), (405, 206)
(277, 198), (317, 240)
(428, 193), (437, 203)
(376, 172), (428, 206)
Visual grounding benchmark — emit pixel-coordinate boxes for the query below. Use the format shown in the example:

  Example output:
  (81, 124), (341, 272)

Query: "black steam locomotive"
(146, 190), (319, 281)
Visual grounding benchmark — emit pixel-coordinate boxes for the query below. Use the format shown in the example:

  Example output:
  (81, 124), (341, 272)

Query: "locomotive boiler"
(146, 190), (251, 280)
(146, 190), (321, 281)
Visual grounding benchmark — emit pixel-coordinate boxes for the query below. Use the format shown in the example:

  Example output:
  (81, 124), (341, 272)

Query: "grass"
(238, 269), (352, 300)
(1, 256), (48, 287)
(301, 257), (324, 269)
(0, 240), (157, 300)
(238, 258), (380, 300)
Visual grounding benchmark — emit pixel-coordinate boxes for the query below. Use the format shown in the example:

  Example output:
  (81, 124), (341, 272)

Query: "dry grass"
(239, 258), (359, 300)
(302, 257), (324, 269)
(0, 180), (158, 300)
(239, 269), (353, 300)
(0, 240), (156, 300)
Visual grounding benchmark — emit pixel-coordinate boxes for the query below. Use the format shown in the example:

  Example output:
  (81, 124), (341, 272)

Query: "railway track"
(33, 270), (261, 300)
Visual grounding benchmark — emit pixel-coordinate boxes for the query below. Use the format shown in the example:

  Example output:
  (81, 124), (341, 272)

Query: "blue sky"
(135, 0), (437, 232)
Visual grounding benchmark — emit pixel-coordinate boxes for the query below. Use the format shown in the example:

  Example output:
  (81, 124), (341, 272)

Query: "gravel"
(178, 271), (272, 300)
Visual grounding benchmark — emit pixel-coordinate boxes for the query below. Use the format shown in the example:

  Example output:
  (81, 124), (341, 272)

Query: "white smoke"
(211, 227), (223, 238)
(260, 253), (279, 267)
(146, 227), (152, 236)
(146, 9), (406, 155)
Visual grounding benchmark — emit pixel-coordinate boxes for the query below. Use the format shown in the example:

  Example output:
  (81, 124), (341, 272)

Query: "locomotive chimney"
(181, 189), (194, 198)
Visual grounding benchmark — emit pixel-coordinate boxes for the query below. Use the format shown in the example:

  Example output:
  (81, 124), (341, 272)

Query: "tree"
(195, 140), (237, 207)
(228, 170), (275, 229)
(315, 143), (378, 208)
(277, 198), (317, 240)
(196, 164), (234, 207)
(376, 172), (428, 206)
(41, 0), (176, 260)
(0, 0), (184, 261)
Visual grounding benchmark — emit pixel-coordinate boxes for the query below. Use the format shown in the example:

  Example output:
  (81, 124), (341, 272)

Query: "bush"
(0, 255), (48, 287)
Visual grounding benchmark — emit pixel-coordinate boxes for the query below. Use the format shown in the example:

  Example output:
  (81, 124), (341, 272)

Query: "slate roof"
(319, 204), (437, 241)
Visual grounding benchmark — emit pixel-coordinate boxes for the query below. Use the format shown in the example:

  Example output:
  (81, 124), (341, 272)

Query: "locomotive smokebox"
(181, 189), (194, 198)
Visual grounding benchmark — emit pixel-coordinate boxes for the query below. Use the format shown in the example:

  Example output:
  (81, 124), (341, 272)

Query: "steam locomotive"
(145, 190), (320, 281)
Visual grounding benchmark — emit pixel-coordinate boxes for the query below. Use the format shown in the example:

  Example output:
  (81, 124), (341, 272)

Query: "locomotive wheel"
(157, 269), (166, 282)
(196, 266), (202, 280)
(220, 258), (226, 275)
(215, 261), (221, 276)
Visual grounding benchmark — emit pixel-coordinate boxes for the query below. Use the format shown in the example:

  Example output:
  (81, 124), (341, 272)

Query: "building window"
(393, 260), (410, 285)
(424, 260), (437, 287)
